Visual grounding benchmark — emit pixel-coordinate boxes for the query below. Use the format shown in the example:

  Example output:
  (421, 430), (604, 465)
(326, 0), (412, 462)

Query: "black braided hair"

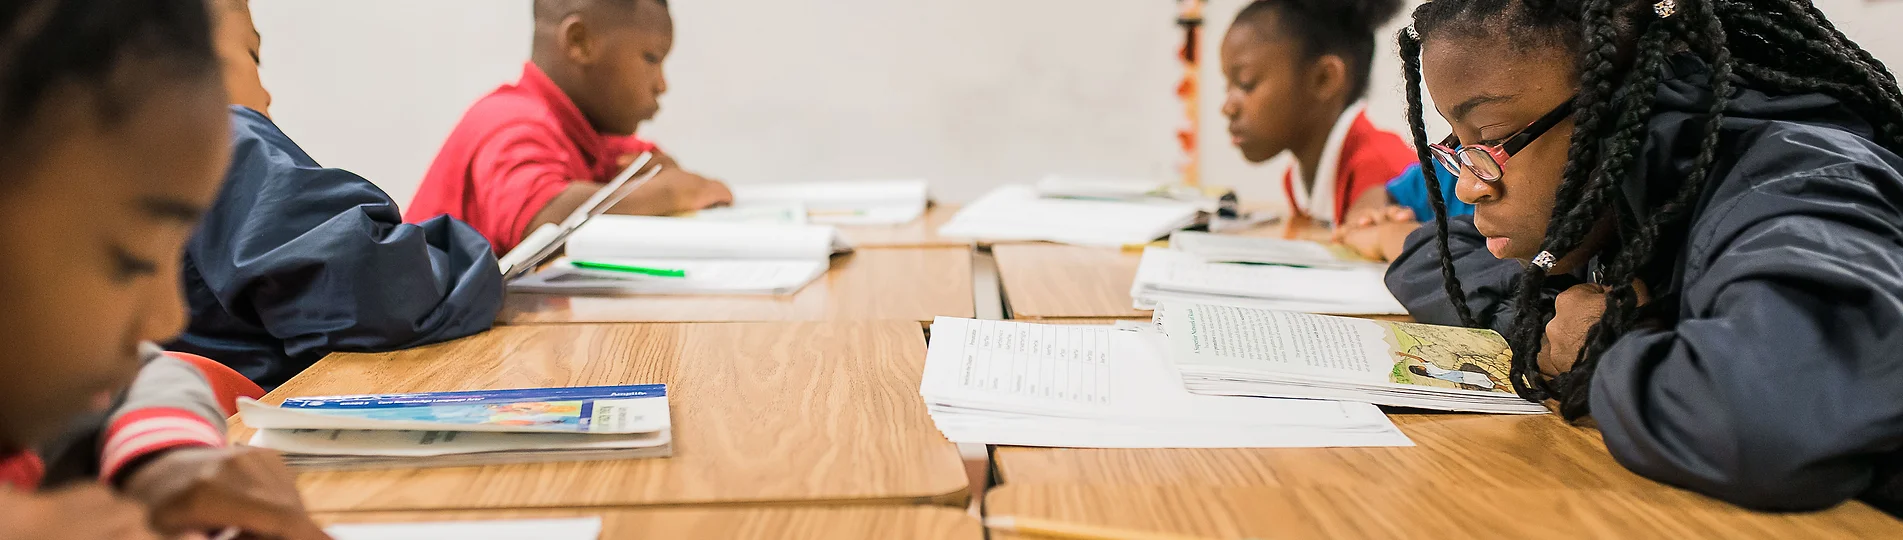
(0, 0), (215, 168)
(1400, 0), (1903, 419)
(1232, 0), (1407, 101)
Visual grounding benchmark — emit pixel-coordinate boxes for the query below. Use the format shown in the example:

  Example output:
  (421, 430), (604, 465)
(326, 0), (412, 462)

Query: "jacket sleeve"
(39, 344), (226, 487)
(1591, 165), (1903, 511)
(185, 110), (504, 363)
(1383, 215), (1530, 334)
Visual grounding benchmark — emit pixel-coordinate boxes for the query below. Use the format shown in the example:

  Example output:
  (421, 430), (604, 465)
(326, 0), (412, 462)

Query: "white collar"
(1287, 101), (1367, 224)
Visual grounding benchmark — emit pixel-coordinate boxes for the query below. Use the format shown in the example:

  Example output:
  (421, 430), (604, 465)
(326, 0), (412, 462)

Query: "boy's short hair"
(1233, 0), (1406, 101)
(533, 0), (667, 25)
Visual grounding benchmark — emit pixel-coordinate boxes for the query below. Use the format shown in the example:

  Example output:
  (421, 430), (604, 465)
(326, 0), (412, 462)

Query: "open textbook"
(1155, 302), (1548, 414)
(938, 185), (1203, 247)
(728, 179), (929, 225)
(509, 215), (849, 295)
(920, 317), (1411, 448)
(1131, 247), (1406, 315)
(241, 385), (674, 469)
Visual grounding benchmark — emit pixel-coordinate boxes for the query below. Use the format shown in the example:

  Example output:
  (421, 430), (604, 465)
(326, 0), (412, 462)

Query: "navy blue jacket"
(169, 107), (504, 387)
(1388, 56), (1903, 513)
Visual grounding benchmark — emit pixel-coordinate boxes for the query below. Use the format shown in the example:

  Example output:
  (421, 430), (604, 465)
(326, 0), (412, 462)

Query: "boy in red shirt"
(1219, 0), (1413, 239)
(407, 0), (730, 254)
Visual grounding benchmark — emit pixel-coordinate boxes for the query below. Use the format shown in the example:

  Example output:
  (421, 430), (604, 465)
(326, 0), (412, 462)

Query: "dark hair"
(1233, 0), (1407, 101)
(1399, 0), (1903, 419)
(0, 0), (216, 154)
(533, 0), (668, 25)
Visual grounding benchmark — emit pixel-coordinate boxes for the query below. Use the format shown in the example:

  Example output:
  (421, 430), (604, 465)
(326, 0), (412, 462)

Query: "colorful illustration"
(301, 400), (590, 430)
(1380, 321), (1514, 393)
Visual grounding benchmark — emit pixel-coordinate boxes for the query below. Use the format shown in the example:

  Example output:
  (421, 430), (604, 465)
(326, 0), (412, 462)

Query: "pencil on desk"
(984, 516), (1215, 540)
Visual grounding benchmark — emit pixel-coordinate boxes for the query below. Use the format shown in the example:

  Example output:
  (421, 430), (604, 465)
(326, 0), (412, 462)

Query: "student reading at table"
(0, 0), (326, 537)
(406, 0), (732, 254)
(1218, 0), (1414, 237)
(1386, 0), (1903, 514)
(168, 0), (505, 388)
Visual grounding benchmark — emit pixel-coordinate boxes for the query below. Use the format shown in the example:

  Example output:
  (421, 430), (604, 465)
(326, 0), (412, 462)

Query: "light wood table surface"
(233, 322), (967, 512)
(318, 505), (980, 540)
(500, 248), (974, 325)
(985, 484), (1901, 539)
(996, 412), (1672, 490)
(992, 243), (1150, 322)
(835, 204), (968, 249)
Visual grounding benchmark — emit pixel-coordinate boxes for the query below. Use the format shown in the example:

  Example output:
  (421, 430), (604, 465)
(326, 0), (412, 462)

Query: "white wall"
(253, 0), (1901, 210)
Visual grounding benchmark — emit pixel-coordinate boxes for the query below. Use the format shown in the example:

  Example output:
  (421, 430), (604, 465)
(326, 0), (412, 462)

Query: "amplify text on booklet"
(241, 384), (674, 469)
(1156, 302), (1548, 414)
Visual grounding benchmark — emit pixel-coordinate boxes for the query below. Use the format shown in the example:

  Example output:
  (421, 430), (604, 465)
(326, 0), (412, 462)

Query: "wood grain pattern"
(986, 484), (1902, 539)
(997, 413), (1681, 491)
(500, 248), (975, 324)
(992, 244), (1150, 320)
(232, 322), (967, 512)
(318, 506), (981, 540)
(836, 204), (969, 249)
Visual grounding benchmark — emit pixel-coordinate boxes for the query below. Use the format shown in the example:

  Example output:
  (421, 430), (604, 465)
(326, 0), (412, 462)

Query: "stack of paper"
(1033, 175), (1170, 200)
(1169, 231), (1380, 269)
(509, 215), (849, 295)
(1130, 247), (1406, 315)
(938, 185), (1203, 247)
(241, 385), (674, 469)
(1156, 302), (1549, 414)
(729, 179), (929, 225)
(921, 317), (1412, 448)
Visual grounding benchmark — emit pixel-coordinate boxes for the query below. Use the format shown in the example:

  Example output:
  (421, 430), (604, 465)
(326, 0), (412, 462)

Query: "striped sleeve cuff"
(100, 407), (226, 481)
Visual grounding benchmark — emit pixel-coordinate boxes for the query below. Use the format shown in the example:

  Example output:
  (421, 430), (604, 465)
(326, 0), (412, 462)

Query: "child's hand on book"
(0, 484), (163, 540)
(119, 447), (331, 540)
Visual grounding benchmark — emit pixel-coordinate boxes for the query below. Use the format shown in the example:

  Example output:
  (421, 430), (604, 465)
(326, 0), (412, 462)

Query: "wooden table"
(996, 412), (1674, 490)
(318, 506), (980, 539)
(986, 484), (1901, 539)
(991, 244), (1149, 322)
(500, 248), (975, 325)
(835, 204), (968, 249)
(234, 322), (967, 512)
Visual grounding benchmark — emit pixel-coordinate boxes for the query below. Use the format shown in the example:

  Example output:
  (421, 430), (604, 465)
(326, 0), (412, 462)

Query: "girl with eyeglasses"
(1387, 0), (1903, 513)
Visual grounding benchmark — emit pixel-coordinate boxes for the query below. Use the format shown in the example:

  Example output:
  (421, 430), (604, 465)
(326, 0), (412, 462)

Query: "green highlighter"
(569, 260), (688, 278)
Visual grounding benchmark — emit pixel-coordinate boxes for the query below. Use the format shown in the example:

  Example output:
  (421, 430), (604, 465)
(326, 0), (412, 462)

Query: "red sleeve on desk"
(100, 407), (226, 481)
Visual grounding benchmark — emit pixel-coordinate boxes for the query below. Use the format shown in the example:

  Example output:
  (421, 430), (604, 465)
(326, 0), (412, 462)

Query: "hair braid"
(1399, 29), (1479, 327)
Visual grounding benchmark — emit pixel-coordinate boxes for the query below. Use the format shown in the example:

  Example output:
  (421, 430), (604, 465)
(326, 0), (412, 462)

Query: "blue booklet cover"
(247, 384), (670, 434)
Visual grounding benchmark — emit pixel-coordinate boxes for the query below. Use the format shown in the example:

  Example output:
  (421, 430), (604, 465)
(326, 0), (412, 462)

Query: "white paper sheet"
(1131, 247), (1406, 314)
(567, 215), (849, 261)
(937, 185), (1201, 247)
(921, 317), (1410, 448)
(730, 179), (929, 225)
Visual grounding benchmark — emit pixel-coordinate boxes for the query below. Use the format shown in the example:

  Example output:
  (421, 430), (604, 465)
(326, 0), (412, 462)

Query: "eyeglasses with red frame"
(1430, 98), (1576, 182)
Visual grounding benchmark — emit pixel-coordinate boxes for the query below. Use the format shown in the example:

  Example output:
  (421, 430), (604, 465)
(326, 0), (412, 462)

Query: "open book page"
(249, 428), (671, 457)
(1168, 231), (1377, 269)
(328, 518), (602, 540)
(1159, 302), (1518, 396)
(510, 258), (827, 296)
(567, 215), (841, 260)
(923, 317), (1392, 427)
(1133, 248), (1405, 313)
(1034, 175), (1168, 200)
(937, 185), (1201, 247)
(239, 385), (670, 434)
(730, 179), (928, 225)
